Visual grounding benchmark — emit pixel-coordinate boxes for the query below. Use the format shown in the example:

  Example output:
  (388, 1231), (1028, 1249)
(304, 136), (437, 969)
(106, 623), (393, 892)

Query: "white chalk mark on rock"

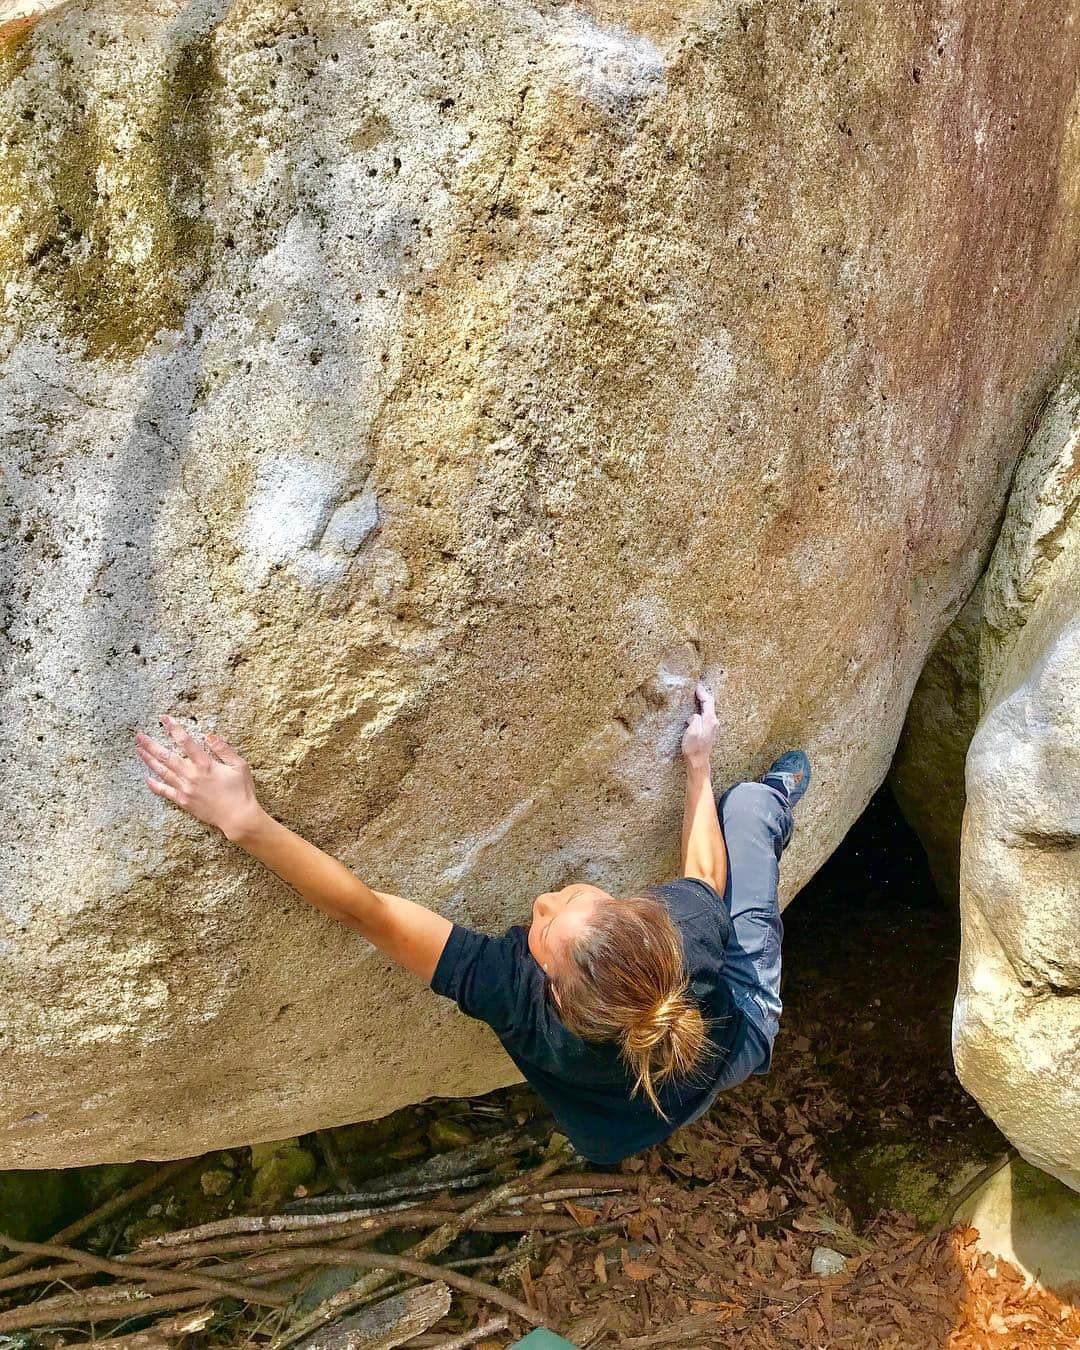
(321, 487), (381, 556)
(244, 454), (346, 566)
(545, 12), (665, 112)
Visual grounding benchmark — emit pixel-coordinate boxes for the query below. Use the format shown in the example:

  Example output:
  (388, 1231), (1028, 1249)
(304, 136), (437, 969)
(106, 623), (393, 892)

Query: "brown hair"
(550, 893), (712, 1119)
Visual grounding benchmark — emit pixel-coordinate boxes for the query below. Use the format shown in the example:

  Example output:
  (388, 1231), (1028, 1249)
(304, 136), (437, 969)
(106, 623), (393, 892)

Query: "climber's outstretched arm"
(134, 716), (452, 982)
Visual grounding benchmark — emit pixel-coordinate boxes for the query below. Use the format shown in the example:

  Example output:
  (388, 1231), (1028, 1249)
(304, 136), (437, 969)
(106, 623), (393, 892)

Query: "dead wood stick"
(130, 1203), (591, 1272)
(286, 1129), (539, 1215)
(285, 1172), (498, 1213)
(0, 1234), (288, 1316)
(441, 1220), (626, 1271)
(944, 1146), (1019, 1228)
(225, 1219), (627, 1286)
(619, 1310), (730, 1347)
(455, 1213), (590, 1233)
(131, 1213), (449, 1271)
(141, 1199), (435, 1249)
(128, 1207), (530, 1271)
(0, 1158), (199, 1280)
(133, 1212), (461, 1267)
(137, 1173), (632, 1256)
(670, 1234), (729, 1275)
(0, 1287), (212, 1334)
(0, 1258), (94, 1294)
(525, 1172), (638, 1196)
(273, 1145), (573, 1349)
(55, 1305), (215, 1349)
(402, 1317), (511, 1348)
(133, 1185), (636, 1269)
(203, 1212), (599, 1277)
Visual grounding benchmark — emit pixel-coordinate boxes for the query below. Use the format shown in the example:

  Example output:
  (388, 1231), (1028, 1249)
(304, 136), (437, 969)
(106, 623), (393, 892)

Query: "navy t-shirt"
(430, 877), (755, 1163)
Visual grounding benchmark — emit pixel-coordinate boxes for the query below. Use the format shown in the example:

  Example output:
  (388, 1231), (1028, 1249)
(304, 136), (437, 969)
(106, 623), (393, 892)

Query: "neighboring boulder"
(955, 359), (1080, 1193)
(900, 357), (1080, 1190)
(1, 0), (1078, 1166)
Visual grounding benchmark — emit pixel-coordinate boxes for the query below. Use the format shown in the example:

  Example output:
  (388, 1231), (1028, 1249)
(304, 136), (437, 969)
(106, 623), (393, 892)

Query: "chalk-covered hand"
(681, 681), (718, 771)
(135, 716), (262, 841)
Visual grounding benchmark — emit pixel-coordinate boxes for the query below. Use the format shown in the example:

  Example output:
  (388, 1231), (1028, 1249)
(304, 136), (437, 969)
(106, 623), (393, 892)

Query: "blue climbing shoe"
(760, 750), (811, 808)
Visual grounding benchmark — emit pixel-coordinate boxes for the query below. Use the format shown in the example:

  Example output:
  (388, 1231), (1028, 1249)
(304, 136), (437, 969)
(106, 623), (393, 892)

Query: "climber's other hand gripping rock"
(681, 680), (718, 771)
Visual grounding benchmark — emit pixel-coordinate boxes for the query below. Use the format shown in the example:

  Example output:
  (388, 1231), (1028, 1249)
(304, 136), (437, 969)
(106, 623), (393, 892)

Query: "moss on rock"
(248, 1139), (317, 1209)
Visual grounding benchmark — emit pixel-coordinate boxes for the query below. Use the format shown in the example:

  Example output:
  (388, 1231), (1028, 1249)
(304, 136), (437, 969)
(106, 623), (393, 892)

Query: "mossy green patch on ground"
(844, 1141), (951, 1225)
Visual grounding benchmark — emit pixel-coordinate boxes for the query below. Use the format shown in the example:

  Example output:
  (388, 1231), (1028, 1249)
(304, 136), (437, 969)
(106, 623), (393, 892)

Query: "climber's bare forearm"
(681, 762), (728, 895)
(230, 808), (451, 981)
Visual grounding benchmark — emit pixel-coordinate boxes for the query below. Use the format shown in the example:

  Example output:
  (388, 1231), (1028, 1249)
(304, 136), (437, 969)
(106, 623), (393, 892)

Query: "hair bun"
(625, 992), (683, 1054)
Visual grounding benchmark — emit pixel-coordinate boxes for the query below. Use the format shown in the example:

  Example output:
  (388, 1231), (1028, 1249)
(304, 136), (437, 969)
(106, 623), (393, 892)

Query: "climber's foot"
(760, 750), (811, 808)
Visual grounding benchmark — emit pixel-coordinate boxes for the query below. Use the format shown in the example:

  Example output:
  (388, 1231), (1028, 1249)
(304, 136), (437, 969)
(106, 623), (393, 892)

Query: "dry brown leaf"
(563, 1200), (600, 1227)
(622, 1258), (661, 1282)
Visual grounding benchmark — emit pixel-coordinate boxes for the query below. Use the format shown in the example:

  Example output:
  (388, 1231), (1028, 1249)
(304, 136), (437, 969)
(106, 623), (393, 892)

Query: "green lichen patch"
(1, 21), (221, 360)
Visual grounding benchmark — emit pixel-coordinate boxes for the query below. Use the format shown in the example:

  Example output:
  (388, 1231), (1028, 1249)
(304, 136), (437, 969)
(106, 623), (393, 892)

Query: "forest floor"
(1, 787), (1077, 1348)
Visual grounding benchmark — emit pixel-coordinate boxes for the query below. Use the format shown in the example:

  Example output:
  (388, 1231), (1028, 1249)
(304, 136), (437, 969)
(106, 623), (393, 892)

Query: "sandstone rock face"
(954, 359), (1080, 1193)
(1, 0), (1077, 1167)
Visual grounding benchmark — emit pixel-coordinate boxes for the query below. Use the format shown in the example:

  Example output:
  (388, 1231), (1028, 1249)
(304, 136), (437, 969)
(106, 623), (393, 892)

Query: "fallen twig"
(227, 1248), (542, 1328)
(294, 1280), (450, 1350)
(135, 1173), (633, 1258)
(205, 1211), (603, 1278)
(283, 1174), (498, 1212)
(441, 1220), (625, 1271)
(619, 1309), (731, 1347)
(0, 1286), (211, 1333)
(54, 1305), (215, 1348)
(0, 1234), (287, 1328)
(126, 1200), (596, 1272)
(286, 1131), (540, 1215)
(141, 1199), (432, 1249)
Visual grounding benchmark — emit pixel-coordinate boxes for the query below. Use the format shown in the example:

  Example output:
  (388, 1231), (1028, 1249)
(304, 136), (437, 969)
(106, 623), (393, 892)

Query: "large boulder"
(1, 0), (1077, 1167)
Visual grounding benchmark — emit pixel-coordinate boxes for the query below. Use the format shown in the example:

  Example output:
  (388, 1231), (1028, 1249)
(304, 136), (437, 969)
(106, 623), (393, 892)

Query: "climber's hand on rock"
(681, 681), (718, 772)
(135, 716), (262, 841)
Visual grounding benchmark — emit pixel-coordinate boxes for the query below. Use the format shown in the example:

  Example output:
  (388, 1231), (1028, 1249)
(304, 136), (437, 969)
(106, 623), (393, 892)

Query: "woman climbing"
(133, 684), (809, 1164)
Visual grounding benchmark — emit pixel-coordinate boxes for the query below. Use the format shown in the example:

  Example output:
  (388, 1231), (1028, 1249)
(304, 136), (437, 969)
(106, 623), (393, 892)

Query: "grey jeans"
(687, 779), (793, 1116)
